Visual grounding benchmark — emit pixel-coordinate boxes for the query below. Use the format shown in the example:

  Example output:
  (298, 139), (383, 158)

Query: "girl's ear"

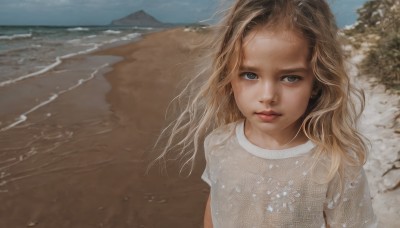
(311, 79), (321, 98)
(310, 81), (321, 99)
(310, 92), (317, 99)
(311, 89), (318, 97)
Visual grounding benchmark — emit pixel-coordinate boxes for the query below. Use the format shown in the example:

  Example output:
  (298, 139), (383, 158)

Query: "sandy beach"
(0, 28), (210, 228)
(0, 27), (399, 227)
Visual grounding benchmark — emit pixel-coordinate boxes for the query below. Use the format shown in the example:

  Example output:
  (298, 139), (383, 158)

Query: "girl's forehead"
(226, 25), (311, 75)
(243, 26), (307, 46)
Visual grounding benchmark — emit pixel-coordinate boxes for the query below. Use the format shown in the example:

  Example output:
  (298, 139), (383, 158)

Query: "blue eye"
(240, 72), (258, 80)
(282, 75), (302, 83)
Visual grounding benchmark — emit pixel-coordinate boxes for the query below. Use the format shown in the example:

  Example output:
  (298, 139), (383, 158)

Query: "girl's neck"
(243, 120), (308, 150)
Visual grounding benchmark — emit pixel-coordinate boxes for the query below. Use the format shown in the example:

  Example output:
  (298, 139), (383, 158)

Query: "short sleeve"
(201, 134), (212, 186)
(324, 168), (377, 228)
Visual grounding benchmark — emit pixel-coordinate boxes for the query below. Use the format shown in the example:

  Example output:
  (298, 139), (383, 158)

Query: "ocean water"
(0, 26), (153, 86)
(0, 26), (160, 194)
(0, 25), (155, 132)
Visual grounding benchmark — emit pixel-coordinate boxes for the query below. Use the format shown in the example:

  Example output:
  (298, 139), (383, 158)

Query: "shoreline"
(0, 28), (210, 228)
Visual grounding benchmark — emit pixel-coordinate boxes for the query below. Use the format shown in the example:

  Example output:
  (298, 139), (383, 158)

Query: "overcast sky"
(0, 0), (368, 27)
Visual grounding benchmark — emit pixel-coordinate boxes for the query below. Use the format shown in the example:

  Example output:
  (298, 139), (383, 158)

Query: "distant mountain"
(110, 10), (166, 27)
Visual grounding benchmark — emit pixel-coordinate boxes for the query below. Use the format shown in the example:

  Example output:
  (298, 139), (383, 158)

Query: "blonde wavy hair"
(153, 0), (367, 183)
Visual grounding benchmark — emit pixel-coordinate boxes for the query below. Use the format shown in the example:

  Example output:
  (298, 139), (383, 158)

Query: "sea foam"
(0, 63), (109, 132)
(103, 30), (121, 35)
(0, 31), (141, 88)
(67, 27), (90, 32)
(0, 33), (32, 40)
(0, 44), (100, 87)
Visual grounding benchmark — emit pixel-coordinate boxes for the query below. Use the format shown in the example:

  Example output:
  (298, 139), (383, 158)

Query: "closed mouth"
(255, 110), (282, 116)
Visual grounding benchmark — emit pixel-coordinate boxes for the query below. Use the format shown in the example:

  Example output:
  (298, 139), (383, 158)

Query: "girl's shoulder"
(312, 151), (366, 184)
(204, 120), (240, 148)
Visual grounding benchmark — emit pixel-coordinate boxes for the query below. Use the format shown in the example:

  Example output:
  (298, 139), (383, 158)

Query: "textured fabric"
(202, 120), (377, 228)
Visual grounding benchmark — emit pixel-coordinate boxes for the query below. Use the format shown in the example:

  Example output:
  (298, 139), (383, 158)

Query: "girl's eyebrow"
(239, 65), (309, 73)
(278, 67), (309, 74)
(239, 65), (258, 72)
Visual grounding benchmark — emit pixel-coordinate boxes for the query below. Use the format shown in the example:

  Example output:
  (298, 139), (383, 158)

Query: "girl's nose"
(258, 82), (278, 104)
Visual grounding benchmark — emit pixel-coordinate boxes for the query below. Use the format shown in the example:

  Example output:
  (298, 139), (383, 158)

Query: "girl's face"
(231, 27), (314, 147)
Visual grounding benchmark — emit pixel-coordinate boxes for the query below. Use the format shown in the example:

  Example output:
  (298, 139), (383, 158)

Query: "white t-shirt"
(202, 120), (376, 228)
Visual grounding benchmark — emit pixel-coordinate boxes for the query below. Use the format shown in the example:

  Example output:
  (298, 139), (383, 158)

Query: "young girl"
(156, 0), (377, 227)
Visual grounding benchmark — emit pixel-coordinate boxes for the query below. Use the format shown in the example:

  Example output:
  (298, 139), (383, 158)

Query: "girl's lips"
(255, 111), (282, 122)
(257, 110), (281, 115)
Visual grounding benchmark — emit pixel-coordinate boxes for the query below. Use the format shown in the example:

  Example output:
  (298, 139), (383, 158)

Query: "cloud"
(1, 0), (70, 7)
(0, 0), (121, 9)
(0, 0), (367, 26)
(0, 0), (218, 25)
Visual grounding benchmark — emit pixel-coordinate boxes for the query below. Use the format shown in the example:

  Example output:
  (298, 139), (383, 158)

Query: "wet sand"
(0, 28), (210, 227)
